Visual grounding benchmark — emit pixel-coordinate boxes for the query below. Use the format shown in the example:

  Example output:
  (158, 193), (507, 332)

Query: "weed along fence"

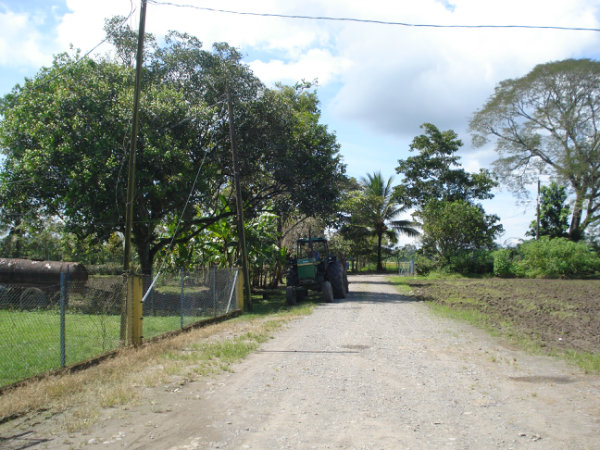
(0, 260), (242, 389)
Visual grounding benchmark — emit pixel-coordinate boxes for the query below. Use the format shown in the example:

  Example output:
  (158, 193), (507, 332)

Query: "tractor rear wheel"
(322, 281), (333, 303)
(327, 262), (346, 299)
(286, 286), (297, 305)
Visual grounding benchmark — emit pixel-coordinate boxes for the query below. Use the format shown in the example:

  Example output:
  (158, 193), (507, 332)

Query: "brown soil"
(404, 278), (600, 355)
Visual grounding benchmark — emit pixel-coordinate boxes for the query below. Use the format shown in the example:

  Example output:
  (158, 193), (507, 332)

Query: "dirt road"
(6, 274), (600, 449)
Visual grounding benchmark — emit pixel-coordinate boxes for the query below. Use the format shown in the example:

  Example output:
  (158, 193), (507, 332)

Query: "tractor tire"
(322, 281), (333, 303)
(286, 265), (299, 287)
(327, 261), (346, 299)
(286, 286), (297, 306)
(296, 288), (307, 302)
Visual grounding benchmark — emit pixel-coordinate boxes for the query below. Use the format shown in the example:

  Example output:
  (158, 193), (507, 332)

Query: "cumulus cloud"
(249, 49), (353, 86)
(0, 8), (50, 67)
(328, 0), (600, 140)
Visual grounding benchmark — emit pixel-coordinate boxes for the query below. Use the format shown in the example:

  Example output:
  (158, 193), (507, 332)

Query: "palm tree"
(360, 172), (419, 272)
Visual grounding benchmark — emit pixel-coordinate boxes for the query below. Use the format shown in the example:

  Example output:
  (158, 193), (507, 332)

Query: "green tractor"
(285, 236), (349, 305)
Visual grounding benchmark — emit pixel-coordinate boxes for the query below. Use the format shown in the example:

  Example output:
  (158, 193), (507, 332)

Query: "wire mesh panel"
(142, 267), (240, 339)
(64, 277), (124, 366)
(0, 267), (240, 388)
(0, 276), (125, 388)
(398, 259), (415, 276)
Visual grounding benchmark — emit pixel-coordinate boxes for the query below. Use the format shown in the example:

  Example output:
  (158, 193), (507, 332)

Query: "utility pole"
(226, 83), (252, 311)
(121, 0), (147, 344)
(536, 178), (541, 240)
(123, 0), (147, 274)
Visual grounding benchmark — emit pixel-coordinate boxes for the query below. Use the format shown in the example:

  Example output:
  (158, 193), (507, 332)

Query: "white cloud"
(0, 8), (49, 67)
(328, 0), (600, 140)
(249, 48), (353, 86)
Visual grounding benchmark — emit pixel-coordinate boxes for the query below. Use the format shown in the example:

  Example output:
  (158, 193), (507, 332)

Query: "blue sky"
(1, 0), (600, 245)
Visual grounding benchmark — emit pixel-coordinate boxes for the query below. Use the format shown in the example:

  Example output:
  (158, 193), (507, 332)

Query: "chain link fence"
(0, 267), (241, 389)
(142, 267), (241, 339)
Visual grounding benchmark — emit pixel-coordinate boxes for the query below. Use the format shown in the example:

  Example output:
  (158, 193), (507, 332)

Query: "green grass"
(0, 286), (317, 388)
(0, 310), (213, 387)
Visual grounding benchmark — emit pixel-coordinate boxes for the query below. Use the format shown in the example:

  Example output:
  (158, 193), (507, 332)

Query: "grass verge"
(0, 288), (316, 430)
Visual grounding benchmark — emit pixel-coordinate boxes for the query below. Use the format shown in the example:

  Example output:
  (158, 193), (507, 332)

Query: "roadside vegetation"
(0, 288), (315, 427)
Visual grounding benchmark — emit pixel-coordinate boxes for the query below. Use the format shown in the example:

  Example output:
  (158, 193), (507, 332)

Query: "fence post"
(236, 268), (244, 311)
(410, 258), (415, 276)
(212, 266), (217, 317)
(60, 272), (66, 368)
(180, 267), (185, 329)
(127, 274), (143, 347)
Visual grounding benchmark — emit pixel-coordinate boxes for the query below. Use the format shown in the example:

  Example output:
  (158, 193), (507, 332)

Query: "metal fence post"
(180, 267), (185, 329)
(60, 272), (66, 368)
(212, 266), (217, 317)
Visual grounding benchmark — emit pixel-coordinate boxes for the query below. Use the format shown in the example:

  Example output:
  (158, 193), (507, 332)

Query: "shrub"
(414, 254), (436, 276)
(511, 237), (600, 278)
(448, 249), (494, 275)
(492, 249), (514, 277)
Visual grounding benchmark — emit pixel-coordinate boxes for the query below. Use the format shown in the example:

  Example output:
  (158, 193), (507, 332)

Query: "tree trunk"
(569, 190), (584, 241)
(377, 233), (383, 272)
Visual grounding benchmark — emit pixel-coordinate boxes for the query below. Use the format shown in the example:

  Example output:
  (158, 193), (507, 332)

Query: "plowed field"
(401, 277), (600, 359)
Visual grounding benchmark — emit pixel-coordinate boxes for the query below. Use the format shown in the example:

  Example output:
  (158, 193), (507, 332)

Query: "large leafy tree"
(470, 59), (600, 241)
(395, 123), (497, 209)
(421, 200), (503, 268)
(396, 123), (501, 270)
(349, 172), (419, 272)
(0, 21), (345, 274)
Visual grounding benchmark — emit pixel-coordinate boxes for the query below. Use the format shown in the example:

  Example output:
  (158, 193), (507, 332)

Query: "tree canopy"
(0, 19), (346, 274)
(338, 172), (418, 272)
(395, 123), (497, 209)
(420, 199), (503, 270)
(526, 182), (571, 239)
(470, 59), (600, 241)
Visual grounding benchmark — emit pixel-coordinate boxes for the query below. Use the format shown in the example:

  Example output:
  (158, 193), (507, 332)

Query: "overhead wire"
(147, 0), (600, 32)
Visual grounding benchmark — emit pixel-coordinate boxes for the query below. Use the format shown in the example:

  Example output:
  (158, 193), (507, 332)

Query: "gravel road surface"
(6, 274), (600, 449)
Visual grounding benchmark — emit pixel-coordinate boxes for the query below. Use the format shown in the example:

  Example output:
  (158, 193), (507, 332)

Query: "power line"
(147, 0), (600, 32)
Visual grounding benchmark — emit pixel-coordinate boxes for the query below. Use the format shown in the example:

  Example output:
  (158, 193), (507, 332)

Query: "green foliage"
(526, 182), (571, 239)
(492, 248), (514, 277)
(511, 238), (600, 278)
(0, 22), (345, 275)
(470, 59), (600, 240)
(414, 254), (436, 276)
(420, 199), (502, 267)
(448, 249), (494, 275)
(395, 123), (497, 208)
(335, 172), (418, 272)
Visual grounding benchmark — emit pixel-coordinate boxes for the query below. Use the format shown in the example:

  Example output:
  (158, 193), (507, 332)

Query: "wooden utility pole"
(123, 0), (147, 274)
(226, 83), (252, 311)
(121, 0), (147, 343)
(536, 178), (541, 240)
